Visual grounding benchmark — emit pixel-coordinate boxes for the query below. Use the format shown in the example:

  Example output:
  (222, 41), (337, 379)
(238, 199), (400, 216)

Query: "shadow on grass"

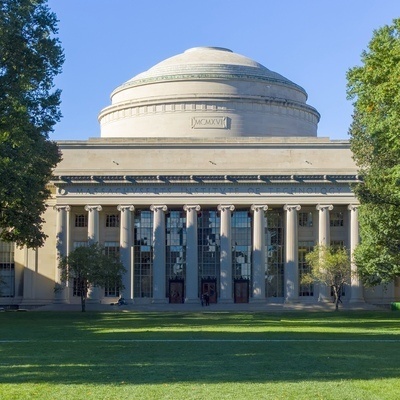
(0, 311), (399, 385)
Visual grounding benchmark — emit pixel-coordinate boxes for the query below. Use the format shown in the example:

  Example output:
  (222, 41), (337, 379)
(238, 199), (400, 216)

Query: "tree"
(58, 243), (126, 312)
(0, 0), (63, 248)
(346, 18), (400, 286)
(303, 245), (351, 311)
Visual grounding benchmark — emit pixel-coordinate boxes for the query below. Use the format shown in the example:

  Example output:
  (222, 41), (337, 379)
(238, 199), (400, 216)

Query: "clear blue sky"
(47, 0), (400, 141)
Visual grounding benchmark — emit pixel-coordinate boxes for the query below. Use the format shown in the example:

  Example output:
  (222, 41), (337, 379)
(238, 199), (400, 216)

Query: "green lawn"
(0, 311), (399, 399)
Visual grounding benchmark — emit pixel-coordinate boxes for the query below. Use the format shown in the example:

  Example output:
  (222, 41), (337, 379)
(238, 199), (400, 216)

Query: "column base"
(218, 298), (234, 304)
(152, 298), (169, 304)
(185, 297), (200, 304)
(284, 297), (300, 304)
(250, 298), (267, 304)
(349, 298), (365, 304)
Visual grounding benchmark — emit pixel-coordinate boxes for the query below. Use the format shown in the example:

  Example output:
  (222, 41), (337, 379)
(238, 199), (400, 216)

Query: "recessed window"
(299, 212), (313, 227)
(330, 212), (344, 227)
(106, 214), (120, 228)
(75, 214), (88, 228)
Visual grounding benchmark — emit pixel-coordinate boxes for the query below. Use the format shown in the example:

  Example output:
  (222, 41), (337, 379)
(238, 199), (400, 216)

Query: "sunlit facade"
(1, 47), (399, 307)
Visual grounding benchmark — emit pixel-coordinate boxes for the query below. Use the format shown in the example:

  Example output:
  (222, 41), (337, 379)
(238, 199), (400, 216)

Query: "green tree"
(0, 0), (63, 248)
(58, 243), (126, 312)
(303, 245), (351, 311)
(346, 18), (400, 286)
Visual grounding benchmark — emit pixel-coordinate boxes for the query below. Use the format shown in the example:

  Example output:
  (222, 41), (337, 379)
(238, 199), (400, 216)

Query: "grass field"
(0, 310), (399, 399)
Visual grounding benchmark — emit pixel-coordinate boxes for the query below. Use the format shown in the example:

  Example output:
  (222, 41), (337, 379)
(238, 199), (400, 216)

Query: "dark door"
(234, 279), (249, 303)
(169, 280), (184, 303)
(202, 280), (217, 303)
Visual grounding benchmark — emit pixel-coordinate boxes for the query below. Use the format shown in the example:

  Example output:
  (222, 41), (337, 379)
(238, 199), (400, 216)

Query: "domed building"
(2, 47), (399, 308)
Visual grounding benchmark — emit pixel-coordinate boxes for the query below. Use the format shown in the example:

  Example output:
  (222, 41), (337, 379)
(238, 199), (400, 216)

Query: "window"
(298, 241), (315, 296)
(75, 214), (88, 227)
(299, 212), (313, 227)
(265, 211), (284, 298)
(134, 210), (153, 298)
(330, 212), (344, 227)
(198, 211), (220, 283)
(73, 278), (82, 297)
(106, 214), (120, 228)
(104, 242), (121, 297)
(0, 241), (15, 297)
(232, 211), (251, 281)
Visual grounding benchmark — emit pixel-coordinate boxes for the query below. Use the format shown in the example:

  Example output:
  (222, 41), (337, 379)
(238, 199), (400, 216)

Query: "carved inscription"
(191, 116), (227, 129)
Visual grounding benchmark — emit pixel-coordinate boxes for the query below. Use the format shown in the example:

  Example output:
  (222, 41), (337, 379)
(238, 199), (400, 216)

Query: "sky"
(47, 0), (400, 141)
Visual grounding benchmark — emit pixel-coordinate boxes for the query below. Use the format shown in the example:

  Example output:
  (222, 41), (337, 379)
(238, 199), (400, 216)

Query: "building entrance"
(169, 279), (184, 303)
(201, 279), (217, 303)
(234, 279), (249, 303)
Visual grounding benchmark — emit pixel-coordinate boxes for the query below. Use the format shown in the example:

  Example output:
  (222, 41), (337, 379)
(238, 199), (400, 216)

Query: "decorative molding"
(283, 205), (301, 212)
(250, 205), (268, 213)
(183, 205), (201, 212)
(84, 205), (102, 212)
(150, 205), (168, 213)
(117, 205), (135, 212)
(217, 204), (235, 212)
(316, 204), (334, 212)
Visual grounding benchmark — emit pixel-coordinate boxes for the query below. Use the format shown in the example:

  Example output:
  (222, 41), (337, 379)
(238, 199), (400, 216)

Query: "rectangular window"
(265, 211), (284, 298)
(0, 241), (15, 297)
(73, 278), (82, 297)
(134, 210), (153, 298)
(232, 211), (252, 281)
(198, 211), (220, 283)
(106, 214), (120, 228)
(104, 242), (120, 297)
(75, 214), (88, 228)
(298, 241), (315, 296)
(299, 212), (313, 227)
(330, 212), (344, 227)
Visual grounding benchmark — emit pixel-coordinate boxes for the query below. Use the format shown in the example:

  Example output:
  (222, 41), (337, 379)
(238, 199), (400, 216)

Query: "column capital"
(54, 205), (71, 212)
(250, 204), (268, 213)
(84, 205), (102, 212)
(117, 205), (135, 212)
(183, 204), (201, 212)
(316, 204), (333, 212)
(283, 204), (301, 212)
(348, 204), (359, 212)
(217, 204), (235, 212)
(150, 204), (168, 213)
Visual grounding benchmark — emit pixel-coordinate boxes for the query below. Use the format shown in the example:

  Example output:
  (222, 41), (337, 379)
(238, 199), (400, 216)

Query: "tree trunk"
(81, 294), (86, 312)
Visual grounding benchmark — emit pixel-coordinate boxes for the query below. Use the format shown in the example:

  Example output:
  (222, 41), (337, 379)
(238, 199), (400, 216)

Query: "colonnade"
(54, 203), (363, 304)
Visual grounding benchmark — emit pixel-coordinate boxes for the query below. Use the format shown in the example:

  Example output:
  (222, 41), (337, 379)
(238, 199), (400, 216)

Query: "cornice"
(52, 174), (361, 185)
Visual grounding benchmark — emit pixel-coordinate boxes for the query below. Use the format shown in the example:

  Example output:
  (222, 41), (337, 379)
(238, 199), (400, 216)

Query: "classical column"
(183, 205), (201, 303)
(251, 205), (268, 302)
(316, 204), (333, 301)
(284, 205), (301, 303)
(218, 205), (235, 303)
(54, 205), (70, 303)
(118, 205), (135, 302)
(348, 205), (364, 303)
(150, 205), (168, 303)
(84, 205), (102, 302)
(85, 205), (102, 243)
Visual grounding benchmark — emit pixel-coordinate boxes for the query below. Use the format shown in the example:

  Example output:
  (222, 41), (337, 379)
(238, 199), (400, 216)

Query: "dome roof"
(118, 47), (306, 95)
(99, 47), (320, 138)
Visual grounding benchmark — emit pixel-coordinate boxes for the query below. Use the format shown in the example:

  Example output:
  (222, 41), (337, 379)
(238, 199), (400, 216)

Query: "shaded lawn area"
(0, 311), (399, 399)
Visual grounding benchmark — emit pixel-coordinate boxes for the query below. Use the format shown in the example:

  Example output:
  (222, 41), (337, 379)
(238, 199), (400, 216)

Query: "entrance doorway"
(169, 279), (184, 303)
(201, 279), (217, 304)
(234, 279), (249, 303)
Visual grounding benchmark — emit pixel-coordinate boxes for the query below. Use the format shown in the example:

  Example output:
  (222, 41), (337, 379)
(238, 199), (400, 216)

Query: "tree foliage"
(303, 245), (351, 311)
(58, 243), (126, 312)
(0, 0), (63, 247)
(346, 18), (400, 285)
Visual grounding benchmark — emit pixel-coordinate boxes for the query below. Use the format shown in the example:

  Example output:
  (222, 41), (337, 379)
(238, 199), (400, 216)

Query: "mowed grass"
(0, 311), (399, 399)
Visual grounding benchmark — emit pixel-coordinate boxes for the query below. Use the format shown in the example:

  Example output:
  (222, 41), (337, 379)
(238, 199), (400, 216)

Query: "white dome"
(99, 47), (320, 138)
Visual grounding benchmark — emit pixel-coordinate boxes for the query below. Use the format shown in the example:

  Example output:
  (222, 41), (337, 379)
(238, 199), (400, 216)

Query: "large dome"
(99, 47), (320, 138)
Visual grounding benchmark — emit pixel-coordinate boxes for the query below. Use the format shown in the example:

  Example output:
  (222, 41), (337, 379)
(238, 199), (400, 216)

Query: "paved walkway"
(31, 301), (384, 313)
